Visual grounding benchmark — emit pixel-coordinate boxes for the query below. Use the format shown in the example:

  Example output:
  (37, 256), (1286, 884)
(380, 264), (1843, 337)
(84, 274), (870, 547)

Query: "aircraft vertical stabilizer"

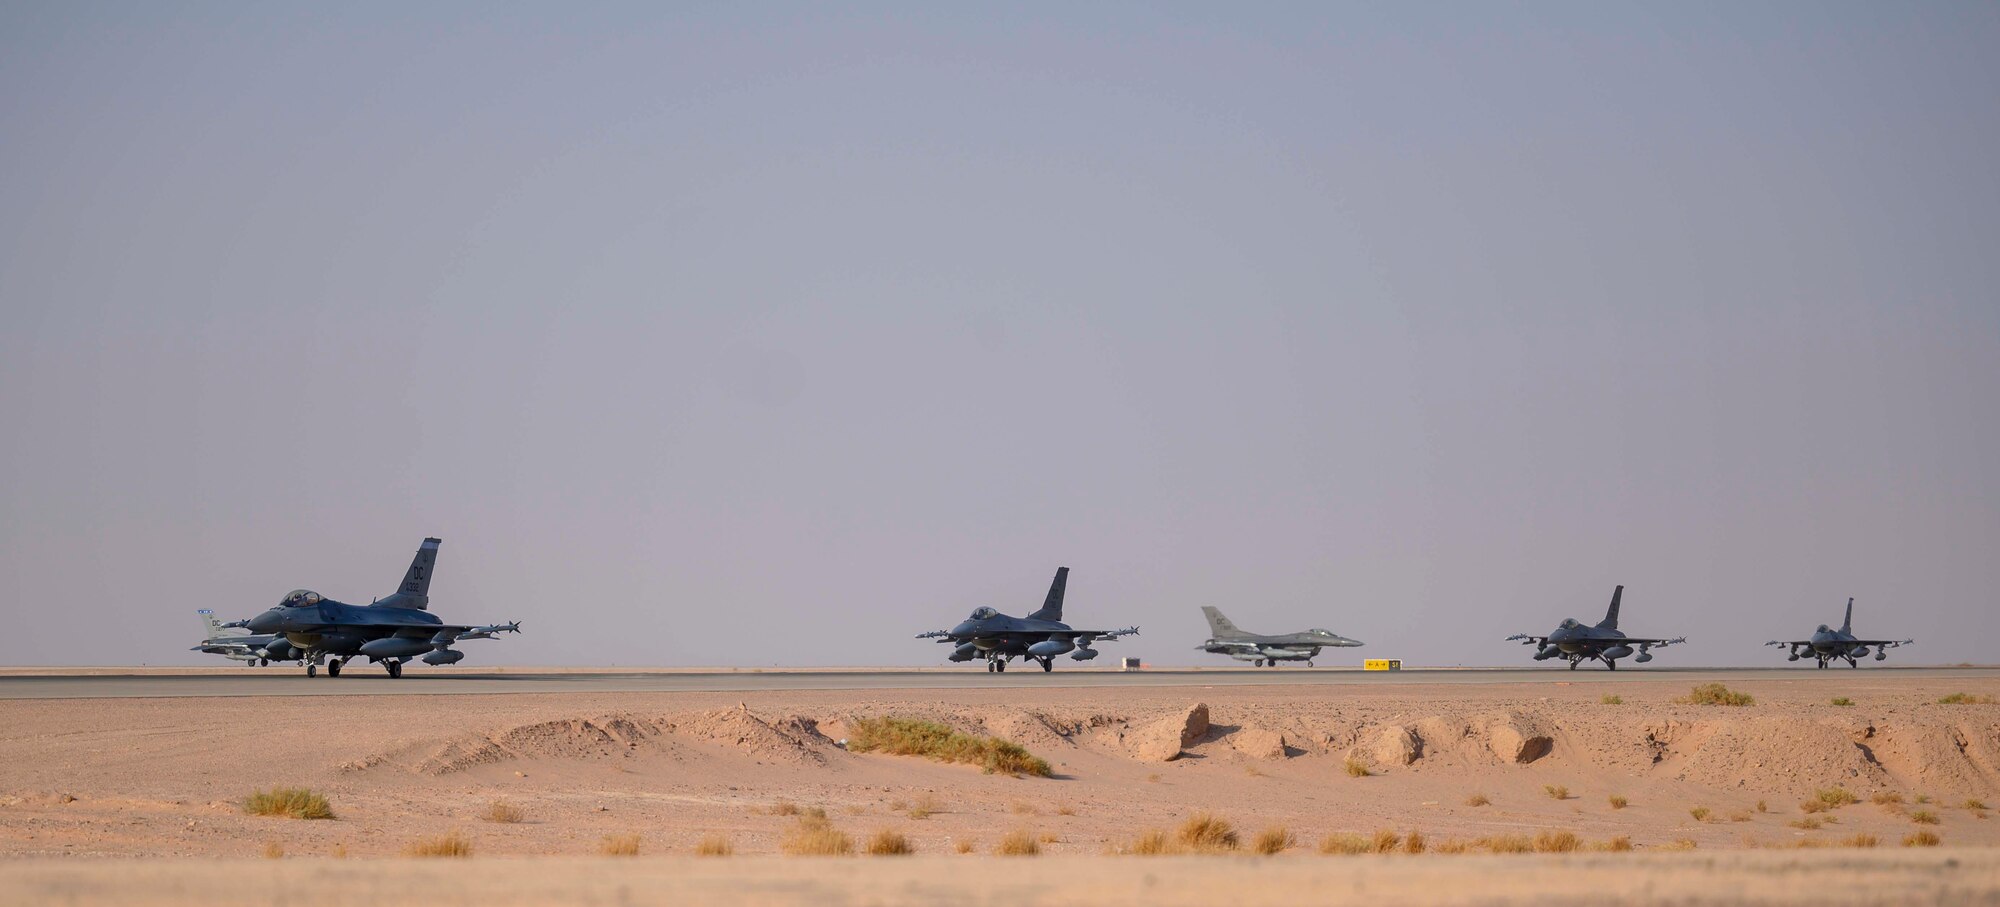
(1597, 585), (1623, 630)
(1841, 597), (1854, 634)
(1027, 567), (1068, 622)
(1201, 606), (1246, 638)
(394, 538), (441, 609)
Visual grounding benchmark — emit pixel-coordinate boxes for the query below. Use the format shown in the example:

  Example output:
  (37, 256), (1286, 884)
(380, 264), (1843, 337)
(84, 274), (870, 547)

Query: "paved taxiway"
(3, 666), (1995, 699)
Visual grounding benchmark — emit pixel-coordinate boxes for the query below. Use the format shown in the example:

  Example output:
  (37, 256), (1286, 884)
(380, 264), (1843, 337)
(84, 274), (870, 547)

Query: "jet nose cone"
(245, 609), (285, 634)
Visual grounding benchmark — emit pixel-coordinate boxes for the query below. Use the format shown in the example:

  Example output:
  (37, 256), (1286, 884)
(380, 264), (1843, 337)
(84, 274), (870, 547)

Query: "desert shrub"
(1433, 838), (1471, 854)
(1789, 817), (1824, 830)
(1871, 791), (1903, 806)
(1534, 831), (1581, 853)
(1545, 785), (1570, 800)
(243, 788), (334, 820)
(954, 839), (976, 854)
(695, 834), (733, 856)
(1126, 829), (1173, 855)
(1369, 829), (1401, 854)
(1601, 694), (1623, 705)
(1965, 799), (1989, 811)
(1481, 835), (1534, 854)
(403, 831), (472, 858)
(1756, 800), (1769, 813)
(1403, 829), (1426, 854)
(1904, 830), (1942, 847)
(769, 801), (802, 816)
(1800, 799), (1830, 814)
(866, 830), (914, 855)
(1055, 804), (1077, 816)
(1344, 757), (1372, 778)
(1843, 834), (1878, 848)
(1911, 810), (1940, 825)
(780, 817), (853, 856)
(1466, 793), (1491, 807)
(994, 829), (1040, 856)
(482, 800), (523, 824)
(1831, 697), (1854, 707)
(1937, 693), (1994, 705)
(1176, 813), (1240, 852)
(599, 834), (641, 857)
(1608, 795), (1628, 810)
(1599, 836), (1633, 852)
(907, 796), (938, 820)
(1251, 827), (1293, 855)
(1815, 788), (1859, 808)
(1666, 838), (1699, 851)
(1729, 811), (1753, 822)
(1682, 683), (1754, 706)
(1689, 807), (1712, 822)
(1318, 833), (1366, 855)
(846, 717), (1051, 777)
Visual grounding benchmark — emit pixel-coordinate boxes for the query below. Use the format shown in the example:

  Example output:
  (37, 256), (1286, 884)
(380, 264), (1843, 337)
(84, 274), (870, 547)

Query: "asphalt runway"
(2, 665), (1995, 699)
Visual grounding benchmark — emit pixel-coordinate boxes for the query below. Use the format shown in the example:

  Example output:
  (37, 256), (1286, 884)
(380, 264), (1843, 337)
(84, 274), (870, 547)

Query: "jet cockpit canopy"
(1817, 624), (1831, 633)
(284, 589), (322, 606)
(1559, 618), (1580, 629)
(968, 607), (999, 621)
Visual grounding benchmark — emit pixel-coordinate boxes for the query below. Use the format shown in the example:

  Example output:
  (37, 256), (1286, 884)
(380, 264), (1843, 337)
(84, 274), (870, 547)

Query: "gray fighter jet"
(1195, 606), (1363, 666)
(190, 609), (299, 666)
(1507, 585), (1684, 670)
(1766, 598), (1912, 668)
(917, 567), (1137, 672)
(243, 538), (520, 677)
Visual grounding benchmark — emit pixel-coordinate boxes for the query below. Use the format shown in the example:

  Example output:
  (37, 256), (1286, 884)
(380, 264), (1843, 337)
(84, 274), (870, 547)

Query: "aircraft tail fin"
(390, 538), (441, 609)
(1841, 597), (1854, 634)
(1597, 585), (1623, 630)
(1027, 567), (1068, 621)
(1201, 606), (1246, 638)
(197, 609), (226, 641)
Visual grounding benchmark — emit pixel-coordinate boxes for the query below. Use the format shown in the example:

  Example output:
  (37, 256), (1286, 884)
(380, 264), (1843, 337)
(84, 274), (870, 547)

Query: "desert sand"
(3, 670), (1998, 904)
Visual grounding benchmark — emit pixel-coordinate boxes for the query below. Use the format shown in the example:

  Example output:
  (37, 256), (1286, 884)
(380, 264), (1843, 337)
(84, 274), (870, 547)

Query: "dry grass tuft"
(1757, 800), (1769, 813)
(1842, 834), (1879, 848)
(694, 834), (733, 857)
(866, 830), (915, 855)
(403, 830), (472, 858)
(907, 796), (938, 820)
(1369, 829), (1401, 854)
(847, 717), (1051, 777)
(1466, 793), (1491, 807)
(1055, 804), (1077, 816)
(994, 828), (1041, 856)
(1910, 810), (1940, 825)
(769, 801), (802, 817)
(1799, 799), (1830, 815)
(1904, 830), (1942, 847)
(1481, 835), (1534, 854)
(1729, 811), (1753, 823)
(1146, 773), (1162, 784)
(262, 841), (285, 859)
(1344, 757), (1372, 778)
(243, 788), (334, 820)
(331, 844), (347, 859)
(1788, 816), (1824, 830)
(599, 833), (641, 857)
(1010, 801), (1039, 815)
(1544, 784), (1570, 800)
(1403, 829), (1426, 854)
(1318, 833), (1368, 855)
(1127, 829), (1174, 855)
(1815, 788), (1859, 808)
(954, 839), (977, 854)
(1966, 799), (1990, 811)
(1689, 807), (1712, 822)
(1534, 831), (1582, 853)
(1598, 836), (1633, 852)
(1830, 697), (1855, 707)
(1937, 693), (1995, 705)
(482, 800), (524, 824)
(780, 817), (854, 856)
(1608, 795), (1629, 810)
(1251, 827), (1294, 855)
(1176, 812), (1240, 852)
(1681, 683), (1754, 706)
(1434, 838), (1472, 854)
(1600, 694), (1623, 705)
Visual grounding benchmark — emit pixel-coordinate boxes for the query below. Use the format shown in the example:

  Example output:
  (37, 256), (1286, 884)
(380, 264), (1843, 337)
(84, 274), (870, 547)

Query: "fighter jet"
(1766, 598), (1912, 668)
(1507, 585), (1684, 670)
(190, 609), (299, 666)
(243, 538), (520, 677)
(1195, 606), (1363, 666)
(917, 567), (1137, 672)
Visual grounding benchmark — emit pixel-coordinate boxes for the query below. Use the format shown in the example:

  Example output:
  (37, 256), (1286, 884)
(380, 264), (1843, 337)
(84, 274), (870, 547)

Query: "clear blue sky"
(2, 2), (1996, 665)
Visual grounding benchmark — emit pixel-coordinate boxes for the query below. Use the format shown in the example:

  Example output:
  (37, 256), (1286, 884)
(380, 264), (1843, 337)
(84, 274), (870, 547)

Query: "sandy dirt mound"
(1866, 720), (2000, 794)
(1649, 717), (1886, 792)
(663, 709), (834, 766)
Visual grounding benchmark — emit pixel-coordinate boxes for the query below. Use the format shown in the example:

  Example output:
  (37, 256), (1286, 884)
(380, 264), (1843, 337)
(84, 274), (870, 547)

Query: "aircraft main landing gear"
(385, 660), (403, 678)
(1038, 657), (1053, 672)
(327, 658), (343, 678)
(307, 663), (317, 677)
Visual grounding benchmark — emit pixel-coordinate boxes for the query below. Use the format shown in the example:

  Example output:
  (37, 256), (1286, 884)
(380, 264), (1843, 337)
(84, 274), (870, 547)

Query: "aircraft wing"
(428, 622), (522, 641)
(1765, 640), (1812, 648)
(1848, 639), (1913, 648)
(1505, 634), (1550, 646)
(1062, 627), (1139, 641)
(1619, 637), (1686, 648)
(190, 642), (257, 653)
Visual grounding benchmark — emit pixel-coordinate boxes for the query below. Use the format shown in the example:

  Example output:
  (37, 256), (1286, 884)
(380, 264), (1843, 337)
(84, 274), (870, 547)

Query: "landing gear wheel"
(327, 659), (342, 678)
(258, 658), (269, 667)
(986, 661), (995, 673)
(307, 663), (317, 677)
(1253, 659), (1264, 667)
(996, 660), (1006, 672)
(1568, 660), (1579, 670)
(386, 661), (403, 678)
(1040, 657), (1053, 672)
(1606, 659), (1617, 671)
(1307, 660), (1316, 667)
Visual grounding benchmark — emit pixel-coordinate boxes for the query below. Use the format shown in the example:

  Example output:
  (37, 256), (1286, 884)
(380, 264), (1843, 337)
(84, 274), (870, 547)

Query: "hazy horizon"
(3, 3), (1996, 668)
